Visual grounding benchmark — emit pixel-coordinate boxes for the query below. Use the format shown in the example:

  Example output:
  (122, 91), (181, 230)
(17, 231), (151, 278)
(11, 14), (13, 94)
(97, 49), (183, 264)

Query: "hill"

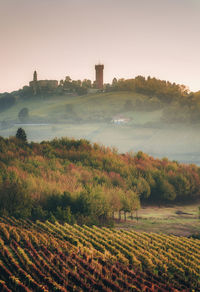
(1, 80), (200, 164)
(0, 90), (162, 124)
(0, 135), (200, 226)
(0, 217), (199, 291)
(1, 74), (200, 126)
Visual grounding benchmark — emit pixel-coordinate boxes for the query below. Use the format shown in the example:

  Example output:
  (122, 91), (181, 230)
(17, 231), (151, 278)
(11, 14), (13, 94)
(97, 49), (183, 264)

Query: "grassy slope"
(0, 91), (158, 122)
(115, 202), (200, 237)
(0, 91), (161, 136)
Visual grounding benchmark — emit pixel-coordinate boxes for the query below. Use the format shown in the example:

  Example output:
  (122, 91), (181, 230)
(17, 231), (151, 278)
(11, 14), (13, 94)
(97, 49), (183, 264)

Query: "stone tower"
(32, 70), (38, 95)
(33, 70), (37, 82)
(95, 64), (104, 89)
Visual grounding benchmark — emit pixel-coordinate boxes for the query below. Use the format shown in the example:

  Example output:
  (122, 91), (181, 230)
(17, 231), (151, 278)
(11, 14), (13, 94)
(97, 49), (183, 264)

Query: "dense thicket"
(0, 136), (199, 224)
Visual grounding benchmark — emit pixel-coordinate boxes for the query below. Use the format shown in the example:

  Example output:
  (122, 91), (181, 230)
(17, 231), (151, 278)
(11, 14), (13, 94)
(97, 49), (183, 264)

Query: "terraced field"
(0, 217), (199, 291)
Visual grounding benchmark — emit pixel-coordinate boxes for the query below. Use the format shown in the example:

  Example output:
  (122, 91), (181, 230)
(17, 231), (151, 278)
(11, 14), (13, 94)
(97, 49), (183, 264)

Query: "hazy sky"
(0, 0), (200, 93)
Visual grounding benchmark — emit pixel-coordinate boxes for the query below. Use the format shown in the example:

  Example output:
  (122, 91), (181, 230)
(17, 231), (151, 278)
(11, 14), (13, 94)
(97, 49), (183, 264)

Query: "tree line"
(110, 75), (188, 102)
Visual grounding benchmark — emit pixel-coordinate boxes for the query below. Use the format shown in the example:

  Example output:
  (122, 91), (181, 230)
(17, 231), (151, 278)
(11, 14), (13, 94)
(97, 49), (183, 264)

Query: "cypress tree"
(16, 128), (27, 142)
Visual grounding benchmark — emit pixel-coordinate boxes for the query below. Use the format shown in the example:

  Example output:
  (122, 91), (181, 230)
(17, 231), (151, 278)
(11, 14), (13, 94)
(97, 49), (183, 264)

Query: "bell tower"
(33, 70), (37, 82)
(32, 70), (38, 95)
(95, 64), (104, 89)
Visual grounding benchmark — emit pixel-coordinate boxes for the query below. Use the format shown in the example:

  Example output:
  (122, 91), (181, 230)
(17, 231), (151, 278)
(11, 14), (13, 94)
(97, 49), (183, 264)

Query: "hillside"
(0, 217), (199, 291)
(1, 90), (200, 165)
(0, 91), (161, 124)
(2, 75), (200, 126)
(0, 135), (200, 228)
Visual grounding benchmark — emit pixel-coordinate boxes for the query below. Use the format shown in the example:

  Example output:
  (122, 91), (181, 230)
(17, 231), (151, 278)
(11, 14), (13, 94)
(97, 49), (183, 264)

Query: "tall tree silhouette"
(16, 128), (27, 142)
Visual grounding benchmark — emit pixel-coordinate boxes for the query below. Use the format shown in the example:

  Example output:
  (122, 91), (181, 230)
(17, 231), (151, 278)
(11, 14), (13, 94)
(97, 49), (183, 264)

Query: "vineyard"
(0, 217), (199, 291)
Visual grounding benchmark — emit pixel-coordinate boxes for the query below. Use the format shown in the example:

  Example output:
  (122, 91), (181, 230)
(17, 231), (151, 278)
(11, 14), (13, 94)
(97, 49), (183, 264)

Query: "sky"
(0, 0), (200, 93)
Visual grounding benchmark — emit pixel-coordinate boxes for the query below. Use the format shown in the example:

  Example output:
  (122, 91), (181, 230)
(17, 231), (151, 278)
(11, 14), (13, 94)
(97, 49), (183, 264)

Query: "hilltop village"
(28, 64), (104, 96)
(1, 65), (200, 128)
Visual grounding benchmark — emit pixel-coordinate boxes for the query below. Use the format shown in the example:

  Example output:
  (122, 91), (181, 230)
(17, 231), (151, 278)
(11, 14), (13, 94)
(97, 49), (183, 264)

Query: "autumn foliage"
(0, 136), (200, 224)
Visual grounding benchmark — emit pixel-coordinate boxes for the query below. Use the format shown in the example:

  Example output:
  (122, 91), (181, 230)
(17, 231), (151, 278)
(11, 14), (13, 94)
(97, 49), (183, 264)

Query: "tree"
(0, 181), (32, 218)
(65, 76), (71, 83)
(55, 206), (73, 223)
(120, 190), (140, 221)
(152, 174), (176, 202)
(76, 86), (87, 96)
(134, 177), (151, 199)
(59, 79), (64, 86)
(120, 192), (131, 221)
(168, 174), (190, 199)
(16, 128), (27, 142)
(18, 107), (29, 122)
(0, 93), (16, 112)
(112, 78), (118, 86)
(128, 190), (140, 219)
(21, 86), (33, 98)
(108, 188), (123, 220)
(82, 79), (92, 88)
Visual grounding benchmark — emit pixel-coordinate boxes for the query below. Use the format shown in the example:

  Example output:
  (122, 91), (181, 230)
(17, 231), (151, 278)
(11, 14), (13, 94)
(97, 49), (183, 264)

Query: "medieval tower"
(29, 71), (58, 95)
(32, 70), (38, 95)
(95, 64), (104, 89)
(33, 70), (37, 82)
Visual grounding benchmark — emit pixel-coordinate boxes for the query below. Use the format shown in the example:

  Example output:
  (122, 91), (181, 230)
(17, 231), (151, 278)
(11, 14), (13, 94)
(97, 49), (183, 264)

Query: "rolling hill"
(0, 90), (200, 165)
